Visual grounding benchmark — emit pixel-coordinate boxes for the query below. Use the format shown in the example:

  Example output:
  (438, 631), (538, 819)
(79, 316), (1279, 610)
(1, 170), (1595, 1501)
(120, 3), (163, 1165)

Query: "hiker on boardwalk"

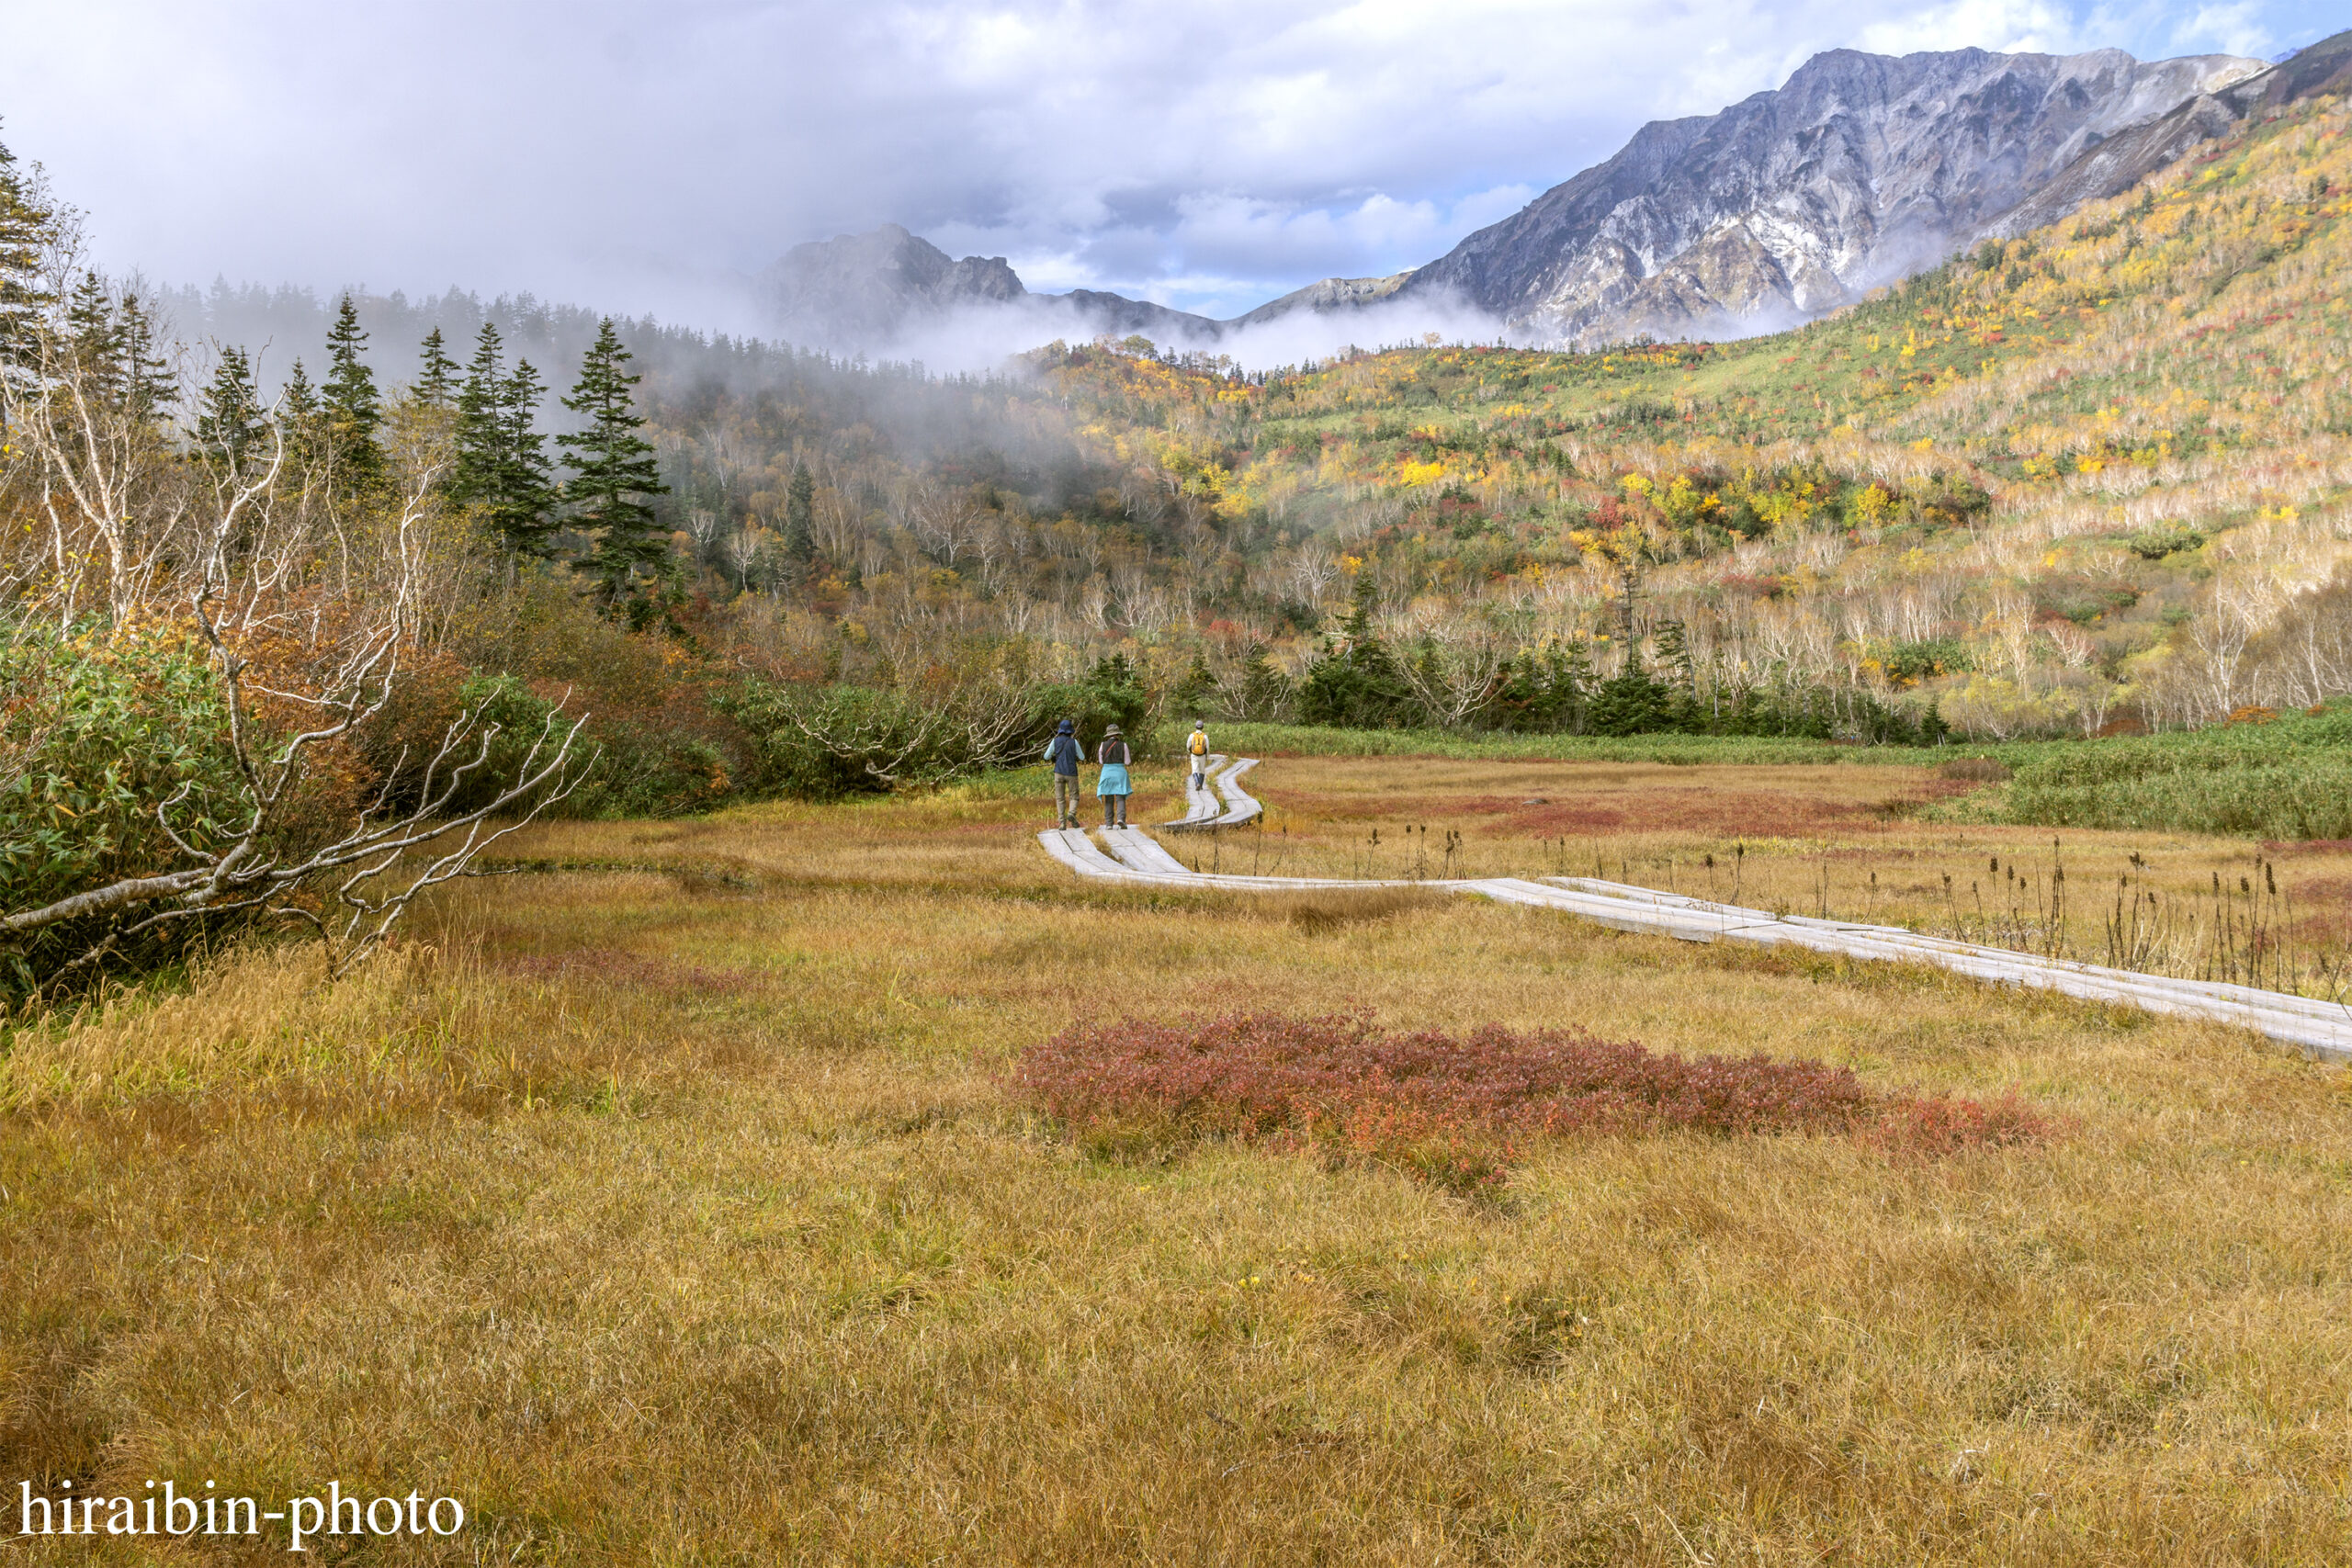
(1096, 724), (1133, 829)
(1045, 718), (1083, 829)
(1186, 719), (1210, 795)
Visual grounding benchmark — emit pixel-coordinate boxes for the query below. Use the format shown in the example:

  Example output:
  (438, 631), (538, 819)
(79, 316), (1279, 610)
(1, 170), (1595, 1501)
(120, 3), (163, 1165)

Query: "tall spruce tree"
(451, 321), (508, 502)
(0, 124), (54, 369)
(1340, 565), (1379, 645)
(114, 291), (174, 420)
(280, 358), (324, 467)
(783, 458), (816, 561)
(1295, 569), (1418, 728)
(492, 359), (559, 556)
(63, 270), (112, 379)
(1171, 652), (1216, 716)
(322, 293), (384, 489)
(449, 322), (557, 555)
(559, 319), (668, 604)
(1238, 647), (1294, 723)
(413, 326), (458, 409)
(195, 346), (266, 469)
(56, 273), (172, 420)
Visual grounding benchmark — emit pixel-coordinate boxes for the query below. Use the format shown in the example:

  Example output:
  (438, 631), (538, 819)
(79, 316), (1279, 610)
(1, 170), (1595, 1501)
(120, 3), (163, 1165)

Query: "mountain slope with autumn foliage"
(927, 85), (2348, 740)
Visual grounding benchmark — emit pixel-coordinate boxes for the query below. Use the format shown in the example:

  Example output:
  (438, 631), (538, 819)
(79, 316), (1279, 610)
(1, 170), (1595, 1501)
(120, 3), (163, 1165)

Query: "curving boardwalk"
(1044, 757), (2352, 1062)
(1161, 754), (1262, 832)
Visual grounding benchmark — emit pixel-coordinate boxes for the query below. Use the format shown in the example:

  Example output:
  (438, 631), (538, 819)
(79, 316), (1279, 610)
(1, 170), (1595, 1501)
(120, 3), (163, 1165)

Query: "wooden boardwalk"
(1044, 756), (2352, 1062)
(1161, 754), (1261, 831)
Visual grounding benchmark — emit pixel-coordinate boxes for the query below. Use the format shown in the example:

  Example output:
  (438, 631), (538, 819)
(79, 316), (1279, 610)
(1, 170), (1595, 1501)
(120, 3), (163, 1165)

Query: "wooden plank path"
(1043, 757), (2352, 1062)
(1161, 754), (1261, 831)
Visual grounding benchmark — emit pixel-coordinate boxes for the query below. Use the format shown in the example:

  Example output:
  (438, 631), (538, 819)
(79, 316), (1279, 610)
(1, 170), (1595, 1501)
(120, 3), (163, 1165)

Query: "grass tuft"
(1261, 886), (1451, 933)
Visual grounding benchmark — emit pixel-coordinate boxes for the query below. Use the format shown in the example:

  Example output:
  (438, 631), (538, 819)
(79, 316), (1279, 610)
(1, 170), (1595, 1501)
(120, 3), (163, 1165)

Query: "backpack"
(1189, 731), (1207, 756)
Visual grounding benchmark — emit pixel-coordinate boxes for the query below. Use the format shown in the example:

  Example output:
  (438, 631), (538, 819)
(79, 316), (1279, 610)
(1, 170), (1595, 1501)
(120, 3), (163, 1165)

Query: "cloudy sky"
(0, 0), (2336, 330)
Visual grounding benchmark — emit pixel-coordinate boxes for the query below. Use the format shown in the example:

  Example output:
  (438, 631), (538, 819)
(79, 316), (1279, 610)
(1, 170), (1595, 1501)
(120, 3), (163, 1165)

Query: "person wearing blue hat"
(1095, 724), (1133, 828)
(1044, 718), (1083, 828)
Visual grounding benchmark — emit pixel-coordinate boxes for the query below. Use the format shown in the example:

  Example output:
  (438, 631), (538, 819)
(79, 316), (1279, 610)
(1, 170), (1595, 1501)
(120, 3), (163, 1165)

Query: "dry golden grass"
(1185, 755), (2352, 994)
(6, 756), (2352, 1563)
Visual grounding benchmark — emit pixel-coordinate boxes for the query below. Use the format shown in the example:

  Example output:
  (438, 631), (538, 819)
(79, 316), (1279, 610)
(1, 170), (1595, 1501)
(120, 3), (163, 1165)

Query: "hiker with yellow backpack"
(1186, 719), (1210, 797)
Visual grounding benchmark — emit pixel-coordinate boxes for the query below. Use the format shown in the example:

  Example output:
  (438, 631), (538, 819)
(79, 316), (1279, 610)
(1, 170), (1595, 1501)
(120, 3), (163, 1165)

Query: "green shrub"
(1998, 708), (2352, 839)
(722, 679), (1032, 800)
(1296, 638), (1420, 729)
(0, 622), (248, 993)
(2007, 761), (2352, 840)
(1029, 651), (1153, 752)
(722, 682), (910, 799)
(450, 571), (747, 818)
(2123, 523), (2205, 560)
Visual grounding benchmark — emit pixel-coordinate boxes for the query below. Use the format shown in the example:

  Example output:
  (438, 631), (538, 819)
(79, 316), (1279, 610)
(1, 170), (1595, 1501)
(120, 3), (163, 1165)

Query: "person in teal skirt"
(1095, 724), (1133, 828)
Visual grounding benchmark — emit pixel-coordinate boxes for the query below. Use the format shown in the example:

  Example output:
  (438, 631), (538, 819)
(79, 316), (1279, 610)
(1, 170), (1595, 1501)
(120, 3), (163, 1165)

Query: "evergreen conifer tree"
(414, 326), (458, 409)
(0, 125), (55, 368)
(1297, 570), (1418, 728)
(114, 291), (174, 420)
(64, 271), (113, 381)
(322, 293), (384, 488)
(1238, 647), (1294, 723)
(492, 358), (559, 556)
(1587, 651), (1668, 737)
(1340, 567), (1378, 645)
(559, 318), (668, 604)
(447, 322), (558, 556)
(281, 357), (318, 419)
(1170, 652), (1216, 717)
(452, 321), (508, 502)
(281, 358), (324, 467)
(1555, 641), (1595, 734)
(783, 458), (816, 561)
(55, 273), (175, 421)
(195, 346), (265, 469)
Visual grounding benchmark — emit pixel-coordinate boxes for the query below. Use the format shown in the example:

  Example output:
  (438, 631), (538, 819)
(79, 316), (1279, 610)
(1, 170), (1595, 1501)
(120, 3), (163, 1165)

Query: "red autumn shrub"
(1865, 1091), (2054, 1156)
(1015, 1012), (2052, 1187)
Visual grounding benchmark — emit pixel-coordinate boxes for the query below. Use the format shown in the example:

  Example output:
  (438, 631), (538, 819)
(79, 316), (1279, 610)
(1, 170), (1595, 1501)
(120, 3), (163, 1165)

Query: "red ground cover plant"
(1016, 1012), (2052, 1190)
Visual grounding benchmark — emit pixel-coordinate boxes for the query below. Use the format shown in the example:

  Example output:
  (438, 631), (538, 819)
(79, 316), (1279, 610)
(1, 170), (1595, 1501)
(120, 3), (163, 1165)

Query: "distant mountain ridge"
(760, 224), (1223, 352)
(767, 30), (2352, 355)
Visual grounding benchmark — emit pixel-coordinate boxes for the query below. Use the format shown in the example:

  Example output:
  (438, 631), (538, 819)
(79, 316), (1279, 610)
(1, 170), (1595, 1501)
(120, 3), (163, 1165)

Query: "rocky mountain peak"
(762, 224), (1027, 349)
(1398, 42), (2268, 345)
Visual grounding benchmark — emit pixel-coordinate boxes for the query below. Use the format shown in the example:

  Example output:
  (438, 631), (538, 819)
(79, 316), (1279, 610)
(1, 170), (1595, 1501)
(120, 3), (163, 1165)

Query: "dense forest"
(6, 89), (2351, 990)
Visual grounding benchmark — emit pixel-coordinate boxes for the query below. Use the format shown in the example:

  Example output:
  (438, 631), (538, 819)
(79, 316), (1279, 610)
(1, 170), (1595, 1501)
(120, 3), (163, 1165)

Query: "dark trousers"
(1102, 794), (1128, 828)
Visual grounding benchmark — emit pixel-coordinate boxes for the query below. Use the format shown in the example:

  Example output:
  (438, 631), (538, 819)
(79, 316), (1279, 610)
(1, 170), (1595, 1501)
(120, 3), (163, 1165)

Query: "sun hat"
(1057, 718), (1073, 732)
(1104, 724), (1123, 736)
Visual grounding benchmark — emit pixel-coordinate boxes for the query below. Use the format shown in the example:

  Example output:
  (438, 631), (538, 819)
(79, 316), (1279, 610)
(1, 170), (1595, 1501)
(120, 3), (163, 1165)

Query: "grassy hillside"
(943, 95), (2350, 739)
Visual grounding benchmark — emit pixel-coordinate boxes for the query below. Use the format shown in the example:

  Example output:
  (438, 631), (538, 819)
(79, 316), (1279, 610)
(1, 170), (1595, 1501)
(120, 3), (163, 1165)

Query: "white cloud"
(1855, 0), (2090, 54)
(2170, 3), (2278, 57)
